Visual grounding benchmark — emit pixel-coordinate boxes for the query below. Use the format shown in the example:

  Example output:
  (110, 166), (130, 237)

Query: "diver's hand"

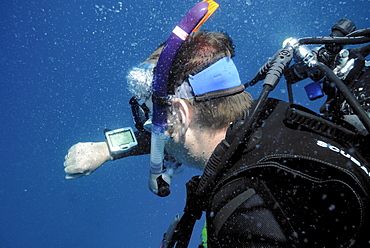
(64, 142), (111, 179)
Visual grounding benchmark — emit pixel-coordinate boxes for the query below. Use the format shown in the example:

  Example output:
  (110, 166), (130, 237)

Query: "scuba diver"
(64, 0), (370, 247)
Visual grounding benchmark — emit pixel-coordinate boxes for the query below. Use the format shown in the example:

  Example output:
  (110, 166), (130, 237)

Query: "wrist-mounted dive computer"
(104, 127), (138, 160)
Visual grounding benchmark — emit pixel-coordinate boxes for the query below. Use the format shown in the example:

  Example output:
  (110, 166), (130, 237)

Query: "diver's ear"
(172, 98), (193, 128)
(169, 98), (193, 139)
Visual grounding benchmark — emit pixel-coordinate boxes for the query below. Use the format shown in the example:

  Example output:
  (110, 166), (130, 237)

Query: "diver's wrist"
(91, 141), (113, 161)
(101, 141), (114, 161)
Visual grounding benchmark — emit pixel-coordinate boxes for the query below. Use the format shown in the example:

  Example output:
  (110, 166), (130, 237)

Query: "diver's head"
(163, 31), (253, 169)
(167, 31), (253, 131)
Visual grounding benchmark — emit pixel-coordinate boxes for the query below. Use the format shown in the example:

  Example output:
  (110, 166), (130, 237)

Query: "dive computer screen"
(109, 129), (135, 148)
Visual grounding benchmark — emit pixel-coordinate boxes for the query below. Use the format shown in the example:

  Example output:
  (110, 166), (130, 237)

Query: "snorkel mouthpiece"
(149, 0), (219, 196)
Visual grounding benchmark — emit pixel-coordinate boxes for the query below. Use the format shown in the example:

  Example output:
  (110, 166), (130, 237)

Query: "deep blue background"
(1, 0), (369, 247)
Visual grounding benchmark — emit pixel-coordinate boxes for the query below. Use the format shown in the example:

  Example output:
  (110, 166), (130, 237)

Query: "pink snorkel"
(149, 0), (219, 196)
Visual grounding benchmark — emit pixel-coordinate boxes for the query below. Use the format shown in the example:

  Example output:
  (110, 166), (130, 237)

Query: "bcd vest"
(205, 98), (370, 247)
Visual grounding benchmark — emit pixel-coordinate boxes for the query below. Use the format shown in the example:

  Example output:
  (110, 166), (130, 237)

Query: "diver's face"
(165, 137), (207, 171)
(164, 98), (208, 170)
(141, 95), (207, 171)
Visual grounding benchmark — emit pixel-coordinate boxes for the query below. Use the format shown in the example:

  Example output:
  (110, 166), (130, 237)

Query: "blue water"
(1, 0), (369, 247)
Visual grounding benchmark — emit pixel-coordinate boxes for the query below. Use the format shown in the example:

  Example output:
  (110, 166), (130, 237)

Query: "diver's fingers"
(68, 143), (79, 154)
(64, 143), (79, 161)
(63, 155), (78, 169)
(64, 143), (92, 168)
(65, 168), (93, 179)
(64, 161), (88, 174)
(65, 173), (84, 179)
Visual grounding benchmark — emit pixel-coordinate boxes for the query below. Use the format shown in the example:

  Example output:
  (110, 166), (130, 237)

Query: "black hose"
(298, 36), (370, 45)
(347, 28), (370, 37)
(316, 62), (370, 132)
